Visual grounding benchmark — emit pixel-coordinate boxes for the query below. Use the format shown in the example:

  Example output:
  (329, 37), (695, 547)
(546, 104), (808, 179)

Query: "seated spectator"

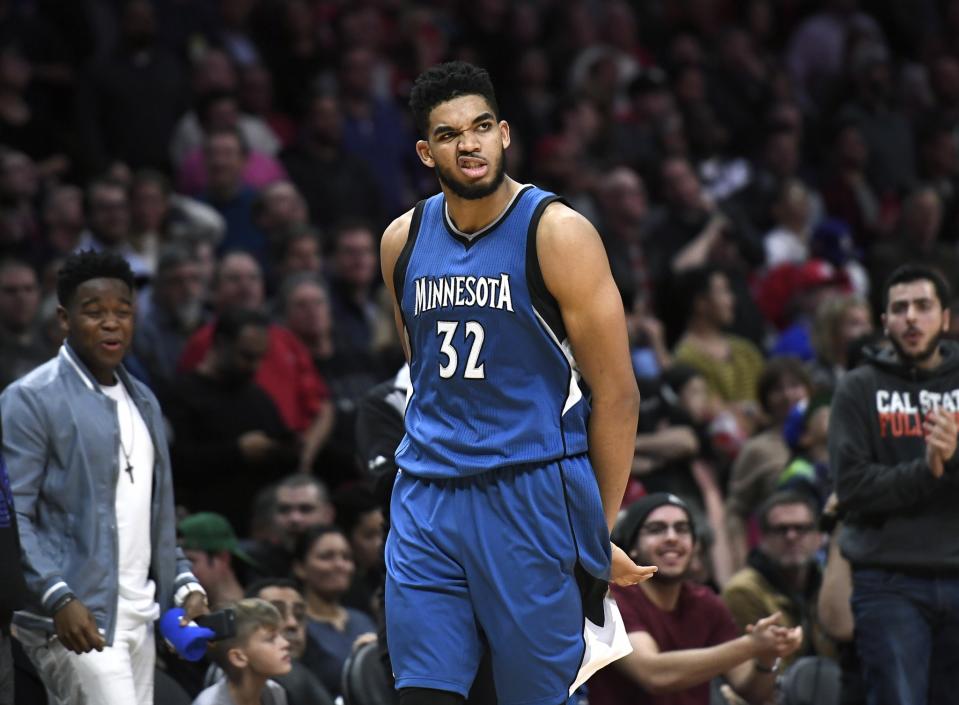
(40, 185), (85, 261)
(198, 127), (272, 269)
(280, 273), (378, 478)
(807, 293), (873, 393)
(589, 493), (802, 705)
(178, 512), (264, 609)
(0, 258), (54, 390)
(332, 485), (384, 618)
(271, 226), (323, 291)
(765, 259), (852, 362)
(245, 578), (336, 705)
(253, 181), (309, 263)
(725, 358), (811, 574)
(194, 599), (291, 705)
(280, 92), (385, 231)
(76, 176), (152, 281)
(178, 92), (287, 198)
(165, 308), (299, 533)
(293, 526), (376, 697)
(763, 179), (814, 267)
(170, 53), (281, 167)
(244, 474), (335, 580)
(868, 186), (959, 313)
(672, 265), (764, 411)
(132, 244), (207, 394)
(178, 251), (334, 473)
(722, 491), (835, 669)
(778, 397), (832, 508)
(130, 169), (226, 259)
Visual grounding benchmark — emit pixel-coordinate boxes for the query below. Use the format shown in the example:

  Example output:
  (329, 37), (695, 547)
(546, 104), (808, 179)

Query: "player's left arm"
(539, 203), (655, 585)
(539, 202), (636, 529)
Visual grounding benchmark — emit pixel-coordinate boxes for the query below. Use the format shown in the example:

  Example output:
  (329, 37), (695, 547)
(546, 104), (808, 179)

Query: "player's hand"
(610, 542), (657, 586)
(54, 598), (105, 654)
(924, 409), (957, 478)
(180, 591), (209, 626)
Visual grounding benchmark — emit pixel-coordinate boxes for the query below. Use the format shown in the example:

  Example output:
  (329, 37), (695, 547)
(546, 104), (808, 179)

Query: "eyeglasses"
(766, 523), (817, 537)
(639, 521), (693, 537)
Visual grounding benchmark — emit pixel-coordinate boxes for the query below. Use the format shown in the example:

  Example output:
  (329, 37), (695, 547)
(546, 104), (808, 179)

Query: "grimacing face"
(417, 94), (509, 201)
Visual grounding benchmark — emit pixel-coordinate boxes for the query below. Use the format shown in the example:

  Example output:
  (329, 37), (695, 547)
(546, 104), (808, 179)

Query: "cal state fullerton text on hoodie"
(829, 340), (959, 570)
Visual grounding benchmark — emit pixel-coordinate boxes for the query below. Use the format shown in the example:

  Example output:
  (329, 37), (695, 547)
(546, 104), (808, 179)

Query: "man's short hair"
(676, 264), (723, 320)
(209, 598), (282, 682)
(56, 249), (135, 306)
(757, 491), (819, 533)
(155, 244), (195, 277)
(212, 307), (270, 345)
(882, 264), (951, 311)
(244, 577), (300, 599)
(756, 357), (811, 415)
(204, 125), (249, 157)
(409, 61), (499, 138)
(276, 473), (330, 504)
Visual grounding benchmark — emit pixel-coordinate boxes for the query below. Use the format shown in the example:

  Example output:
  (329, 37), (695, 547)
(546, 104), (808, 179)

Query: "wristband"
(51, 593), (75, 614)
(754, 657), (781, 674)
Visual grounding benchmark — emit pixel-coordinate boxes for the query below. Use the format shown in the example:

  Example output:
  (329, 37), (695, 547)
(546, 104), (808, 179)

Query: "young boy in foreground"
(192, 599), (292, 705)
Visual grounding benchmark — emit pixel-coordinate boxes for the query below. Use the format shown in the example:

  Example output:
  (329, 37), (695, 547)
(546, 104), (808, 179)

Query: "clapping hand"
(924, 408), (957, 478)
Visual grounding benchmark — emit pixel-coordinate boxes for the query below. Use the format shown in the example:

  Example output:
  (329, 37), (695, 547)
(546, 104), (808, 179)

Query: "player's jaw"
(435, 149), (506, 201)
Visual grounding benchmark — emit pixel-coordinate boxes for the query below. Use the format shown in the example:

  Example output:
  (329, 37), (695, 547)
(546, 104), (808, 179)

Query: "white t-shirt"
(192, 679), (287, 705)
(101, 379), (158, 628)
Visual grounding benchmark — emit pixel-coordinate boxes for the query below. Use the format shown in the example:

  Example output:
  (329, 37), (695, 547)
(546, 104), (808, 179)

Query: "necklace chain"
(117, 384), (135, 482)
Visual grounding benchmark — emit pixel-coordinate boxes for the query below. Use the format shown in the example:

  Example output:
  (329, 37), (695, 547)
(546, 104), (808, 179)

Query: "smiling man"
(380, 62), (656, 705)
(0, 250), (207, 705)
(829, 263), (959, 705)
(590, 493), (802, 705)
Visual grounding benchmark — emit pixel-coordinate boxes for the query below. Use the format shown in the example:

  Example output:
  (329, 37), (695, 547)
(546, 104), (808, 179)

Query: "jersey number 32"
(436, 320), (486, 379)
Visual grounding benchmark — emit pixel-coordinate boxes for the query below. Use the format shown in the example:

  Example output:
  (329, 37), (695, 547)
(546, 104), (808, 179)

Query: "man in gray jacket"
(0, 250), (208, 705)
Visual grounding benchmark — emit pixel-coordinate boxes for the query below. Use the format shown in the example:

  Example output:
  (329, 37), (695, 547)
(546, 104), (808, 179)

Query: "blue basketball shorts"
(385, 453), (613, 705)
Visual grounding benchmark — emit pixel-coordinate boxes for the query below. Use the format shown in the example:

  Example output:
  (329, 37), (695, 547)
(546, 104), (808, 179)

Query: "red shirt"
(178, 322), (329, 432)
(588, 582), (741, 705)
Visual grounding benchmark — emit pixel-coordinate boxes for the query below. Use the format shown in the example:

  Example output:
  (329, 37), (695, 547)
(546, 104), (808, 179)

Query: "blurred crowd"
(3, 0), (959, 703)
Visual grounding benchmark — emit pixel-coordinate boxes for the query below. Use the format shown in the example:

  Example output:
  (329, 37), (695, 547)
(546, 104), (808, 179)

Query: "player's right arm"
(381, 209), (415, 363)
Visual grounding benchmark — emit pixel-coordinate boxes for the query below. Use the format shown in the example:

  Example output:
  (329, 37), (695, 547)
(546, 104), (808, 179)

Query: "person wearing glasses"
(722, 491), (836, 668)
(588, 493), (802, 705)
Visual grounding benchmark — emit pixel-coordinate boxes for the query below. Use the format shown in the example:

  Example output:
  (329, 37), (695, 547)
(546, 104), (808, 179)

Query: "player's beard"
(889, 328), (942, 366)
(435, 152), (506, 200)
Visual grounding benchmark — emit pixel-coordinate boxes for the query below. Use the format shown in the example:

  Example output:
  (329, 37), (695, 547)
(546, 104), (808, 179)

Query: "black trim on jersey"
(394, 200), (427, 304)
(525, 195), (568, 343)
(558, 460), (607, 698)
(526, 193), (574, 457)
(442, 184), (534, 249)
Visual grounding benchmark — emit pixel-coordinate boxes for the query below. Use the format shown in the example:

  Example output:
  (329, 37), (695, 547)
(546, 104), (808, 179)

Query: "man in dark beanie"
(589, 493), (802, 705)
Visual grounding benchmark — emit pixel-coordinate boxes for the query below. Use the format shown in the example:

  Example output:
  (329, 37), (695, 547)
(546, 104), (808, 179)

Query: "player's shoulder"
(382, 207), (417, 248)
(538, 198), (593, 233)
(536, 198), (601, 253)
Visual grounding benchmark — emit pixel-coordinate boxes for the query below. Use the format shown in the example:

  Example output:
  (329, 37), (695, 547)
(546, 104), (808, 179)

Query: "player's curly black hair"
(57, 249), (135, 306)
(409, 61), (499, 138)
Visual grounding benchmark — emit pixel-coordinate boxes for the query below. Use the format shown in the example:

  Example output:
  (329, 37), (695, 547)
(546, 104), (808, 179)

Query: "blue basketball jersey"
(393, 184), (590, 478)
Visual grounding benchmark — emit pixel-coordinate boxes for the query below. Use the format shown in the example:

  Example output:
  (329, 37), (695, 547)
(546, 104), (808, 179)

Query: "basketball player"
(380, 62), (657, 705)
